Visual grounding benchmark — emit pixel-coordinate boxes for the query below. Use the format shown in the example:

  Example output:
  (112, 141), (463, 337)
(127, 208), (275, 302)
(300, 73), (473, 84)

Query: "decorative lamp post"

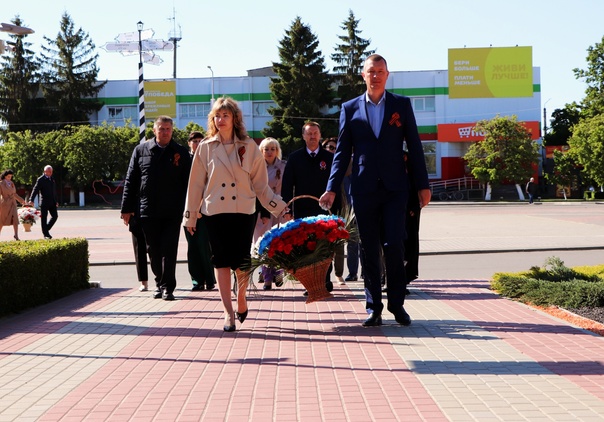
(137, 21), (146, 142)
(207, 65), (215, 106)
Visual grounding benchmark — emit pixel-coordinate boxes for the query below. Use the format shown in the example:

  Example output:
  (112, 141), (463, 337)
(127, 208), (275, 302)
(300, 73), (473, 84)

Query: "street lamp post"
(207, 65), (215, 106)
(137, 21), (146, 142)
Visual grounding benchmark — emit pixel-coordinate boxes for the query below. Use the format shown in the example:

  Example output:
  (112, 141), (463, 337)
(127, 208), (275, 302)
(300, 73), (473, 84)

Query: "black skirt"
(203, 212), (257, 270)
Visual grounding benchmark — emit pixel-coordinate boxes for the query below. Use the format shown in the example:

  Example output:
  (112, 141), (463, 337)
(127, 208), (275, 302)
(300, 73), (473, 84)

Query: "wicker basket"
(287, 257), (333, 304)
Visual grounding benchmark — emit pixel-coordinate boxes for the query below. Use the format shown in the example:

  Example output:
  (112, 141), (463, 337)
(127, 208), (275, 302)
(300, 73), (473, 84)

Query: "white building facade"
(92, 65), (541, 181)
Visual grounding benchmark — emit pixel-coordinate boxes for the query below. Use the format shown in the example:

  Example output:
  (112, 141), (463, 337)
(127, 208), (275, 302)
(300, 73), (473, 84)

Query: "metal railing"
(429, 177), (483, 201)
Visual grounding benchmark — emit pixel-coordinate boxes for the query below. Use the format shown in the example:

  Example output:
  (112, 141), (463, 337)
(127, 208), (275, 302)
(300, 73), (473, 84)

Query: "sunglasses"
(324, 145), (336, 151)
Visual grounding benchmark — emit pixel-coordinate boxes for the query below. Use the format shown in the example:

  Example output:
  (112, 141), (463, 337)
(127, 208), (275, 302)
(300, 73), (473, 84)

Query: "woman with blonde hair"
(183, 97), (287, 332)
(253, 137), (287, 290)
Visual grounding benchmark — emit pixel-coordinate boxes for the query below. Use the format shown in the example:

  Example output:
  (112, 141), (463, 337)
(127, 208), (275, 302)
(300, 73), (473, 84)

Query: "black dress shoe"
(152, 289), (163, 299)
(263, 284), (272, 290)
(206, 283), (215, 291)
(362, 313), (382, 327)
(191, 284), (204, 291)
(344, 274), (357, 282)
(389, 306), (412, 326)
(163, 292), (175, 301)
(325, 281), (333, 292)
(236, 309), (248, 323)
(302, 290), (308, 296)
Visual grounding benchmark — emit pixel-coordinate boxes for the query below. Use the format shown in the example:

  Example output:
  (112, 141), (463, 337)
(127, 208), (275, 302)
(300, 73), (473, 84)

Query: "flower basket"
(18, 206), (40, 227)
(251, 195), (350, 304)
(287, 257), (333, 304)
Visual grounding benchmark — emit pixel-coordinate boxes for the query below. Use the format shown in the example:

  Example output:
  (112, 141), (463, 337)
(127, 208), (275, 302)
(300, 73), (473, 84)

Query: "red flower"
(238, 146), (246, 164)
(173, 153), (180, 166)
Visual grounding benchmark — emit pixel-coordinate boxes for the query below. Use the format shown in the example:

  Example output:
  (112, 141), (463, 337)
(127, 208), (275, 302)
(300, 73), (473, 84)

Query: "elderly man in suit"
(29, 165), (59, 239)
(320, 54), (431, 327)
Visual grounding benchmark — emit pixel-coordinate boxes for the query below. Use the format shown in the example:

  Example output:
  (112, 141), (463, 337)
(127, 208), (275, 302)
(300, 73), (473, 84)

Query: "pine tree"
(264, 17), (332, 156)
(40, 12), (106, 129)
(331, 10), (375, 106)
(0, 16), (45, 135)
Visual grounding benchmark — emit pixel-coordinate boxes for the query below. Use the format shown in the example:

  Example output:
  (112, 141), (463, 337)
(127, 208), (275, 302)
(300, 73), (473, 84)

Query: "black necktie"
(310, 152), (316, 158)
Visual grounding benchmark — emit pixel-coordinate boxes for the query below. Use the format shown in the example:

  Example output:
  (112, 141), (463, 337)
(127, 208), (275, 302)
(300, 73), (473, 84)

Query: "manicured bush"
(0, 237), (89, 316)
(491, 257), (604, 309)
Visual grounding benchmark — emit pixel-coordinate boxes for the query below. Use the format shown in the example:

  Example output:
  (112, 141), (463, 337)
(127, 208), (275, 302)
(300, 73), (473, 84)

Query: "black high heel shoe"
(223, 313), (236, 332)
(236, 309), (248, 324)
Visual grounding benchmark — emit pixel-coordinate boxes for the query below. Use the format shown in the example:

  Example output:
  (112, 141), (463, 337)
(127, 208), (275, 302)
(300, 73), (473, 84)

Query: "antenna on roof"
(168, 6), (182, 79)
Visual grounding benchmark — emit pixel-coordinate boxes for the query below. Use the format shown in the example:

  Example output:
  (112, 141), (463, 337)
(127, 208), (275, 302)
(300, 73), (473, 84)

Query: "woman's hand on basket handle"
(319, 191), (335, 211)
(281, 208), (293, 222)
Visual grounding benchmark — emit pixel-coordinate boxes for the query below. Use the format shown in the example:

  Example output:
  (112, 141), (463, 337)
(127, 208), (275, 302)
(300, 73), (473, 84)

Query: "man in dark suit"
(121, 116), (191, 301)
(320, 54), (431, 327)
(29, 165), (59, 239)
(282, 121), (342, 294)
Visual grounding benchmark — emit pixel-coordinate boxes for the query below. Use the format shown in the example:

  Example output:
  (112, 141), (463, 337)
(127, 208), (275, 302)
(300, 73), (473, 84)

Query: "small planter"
(22, 223), (32, 232)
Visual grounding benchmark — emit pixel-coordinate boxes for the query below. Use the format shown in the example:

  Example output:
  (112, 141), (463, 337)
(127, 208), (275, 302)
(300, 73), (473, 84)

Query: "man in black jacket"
(29, 165), (59, 239)
(281, 121), (342, 294)
(120, 116), (191, 301)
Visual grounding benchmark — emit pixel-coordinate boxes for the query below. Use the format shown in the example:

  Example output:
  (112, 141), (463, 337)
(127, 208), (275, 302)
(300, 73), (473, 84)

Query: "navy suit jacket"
(326, 91), (429, 196)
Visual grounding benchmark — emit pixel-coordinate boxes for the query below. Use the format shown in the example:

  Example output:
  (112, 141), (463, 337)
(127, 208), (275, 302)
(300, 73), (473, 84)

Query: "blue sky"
(2, 0), (603, 122)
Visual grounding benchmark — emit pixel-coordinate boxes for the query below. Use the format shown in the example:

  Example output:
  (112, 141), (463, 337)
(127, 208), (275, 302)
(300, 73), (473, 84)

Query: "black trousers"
(140, 216), (182, 294)
(129, 220), (148, 282)
(353, 185), (408, 314)
(183, 218), (215, 287)
(40, 203), (58, 237)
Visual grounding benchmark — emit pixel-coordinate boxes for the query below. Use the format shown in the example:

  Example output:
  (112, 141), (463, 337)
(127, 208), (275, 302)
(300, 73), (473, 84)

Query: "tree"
(0, 130), (47, 187)
(61, 123), (137, 192)
(39, 12), (106, 129)
(264, 17), (333, 156)
(573, 36), (604, 116)
(0, 16), (46, 135)
(464, 115), (539, 200)
(331, 10), (375, 106)
(567, 113), (604, 188)
(543, 103), (582, 146)
(545, 150), (579, 200)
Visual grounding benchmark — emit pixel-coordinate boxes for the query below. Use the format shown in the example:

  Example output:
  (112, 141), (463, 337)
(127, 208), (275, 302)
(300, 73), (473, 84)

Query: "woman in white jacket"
(183, 97), (287, 332)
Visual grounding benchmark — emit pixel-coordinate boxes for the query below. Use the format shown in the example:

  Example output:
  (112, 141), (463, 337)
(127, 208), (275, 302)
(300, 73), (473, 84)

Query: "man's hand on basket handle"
(319, 191), (335, 211)
(281, 207), (293, 222)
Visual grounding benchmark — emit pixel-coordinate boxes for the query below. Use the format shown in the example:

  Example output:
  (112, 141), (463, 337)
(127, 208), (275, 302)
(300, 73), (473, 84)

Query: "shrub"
(491, 256), (604, 309)
(0, 237), (89, 316)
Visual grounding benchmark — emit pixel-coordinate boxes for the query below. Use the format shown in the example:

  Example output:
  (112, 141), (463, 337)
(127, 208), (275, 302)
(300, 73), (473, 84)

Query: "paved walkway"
(1, 203), (604, 421)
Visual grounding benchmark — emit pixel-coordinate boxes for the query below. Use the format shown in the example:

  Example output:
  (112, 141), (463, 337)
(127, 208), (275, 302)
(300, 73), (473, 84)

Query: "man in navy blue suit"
(320, 54), (431, 327)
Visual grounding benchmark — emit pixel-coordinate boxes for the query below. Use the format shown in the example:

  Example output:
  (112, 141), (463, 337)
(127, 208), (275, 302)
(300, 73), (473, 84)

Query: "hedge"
(0, 237), (89, 316)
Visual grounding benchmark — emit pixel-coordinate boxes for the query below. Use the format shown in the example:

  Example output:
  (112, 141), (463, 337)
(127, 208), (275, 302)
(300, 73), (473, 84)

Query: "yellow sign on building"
(448, 46), (533, 98)
(144, 80), (176, 119)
